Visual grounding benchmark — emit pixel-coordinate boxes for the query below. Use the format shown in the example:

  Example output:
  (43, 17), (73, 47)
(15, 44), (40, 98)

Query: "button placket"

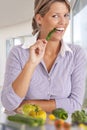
(48, 74), (51, 81)
(48, 77), (51, 81)
(47, 76), (51, 98)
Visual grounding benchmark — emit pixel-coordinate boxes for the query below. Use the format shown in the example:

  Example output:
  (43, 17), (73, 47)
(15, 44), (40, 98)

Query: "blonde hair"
(32, 0), (70, 35)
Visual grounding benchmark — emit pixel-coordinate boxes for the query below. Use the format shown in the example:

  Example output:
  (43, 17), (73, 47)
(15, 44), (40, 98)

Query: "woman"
(1, 0), (87, 114)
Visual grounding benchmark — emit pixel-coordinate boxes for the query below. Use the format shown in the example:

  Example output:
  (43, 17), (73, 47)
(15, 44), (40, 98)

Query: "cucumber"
(8, 114), (44, 127)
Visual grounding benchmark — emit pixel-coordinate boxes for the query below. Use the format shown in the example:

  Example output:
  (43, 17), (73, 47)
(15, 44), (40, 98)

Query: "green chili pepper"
(52, 108), (68, 120)
(46, 28), (56, 41)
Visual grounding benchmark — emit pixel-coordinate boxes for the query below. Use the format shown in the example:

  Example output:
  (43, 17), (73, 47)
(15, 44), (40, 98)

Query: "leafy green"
(71, 110), (87, 124)
(52, 108), (68, 120)
(46, 28), (56, 41)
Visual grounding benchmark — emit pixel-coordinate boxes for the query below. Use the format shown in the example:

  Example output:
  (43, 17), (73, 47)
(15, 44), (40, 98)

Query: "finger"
(30, 39), (47, 53)
(42, 39), (48, 44)
(37, 39), (47, 45)
(36, 39), (47, 50)
(34, 44), (45, 55)
(35, 47), (40, 55)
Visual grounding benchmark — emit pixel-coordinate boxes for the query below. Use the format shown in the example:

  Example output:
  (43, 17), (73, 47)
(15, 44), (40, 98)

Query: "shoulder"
(68, 44), (87, 65)
(68, 44), (85, 53)
(7, 45), (29, 66)
(8, 44), (29, 58)
(9, 44), (28, 54)
(68, 44), (86, 58)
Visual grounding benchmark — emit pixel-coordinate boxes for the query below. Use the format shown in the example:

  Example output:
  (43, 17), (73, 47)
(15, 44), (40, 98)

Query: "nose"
(58, 16), (68, 25)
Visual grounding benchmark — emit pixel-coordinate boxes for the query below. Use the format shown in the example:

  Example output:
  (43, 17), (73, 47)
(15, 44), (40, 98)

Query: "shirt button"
(48, 77), (51, 81)
(48, 91), (50, 95)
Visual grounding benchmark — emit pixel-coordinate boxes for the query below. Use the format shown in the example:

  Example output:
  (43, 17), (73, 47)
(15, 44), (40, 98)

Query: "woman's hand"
(29, 39), (47, 66)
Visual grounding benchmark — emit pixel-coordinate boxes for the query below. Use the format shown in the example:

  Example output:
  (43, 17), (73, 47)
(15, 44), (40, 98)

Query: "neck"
(45, 40), (61, 56)
(39, 33), (61, 56)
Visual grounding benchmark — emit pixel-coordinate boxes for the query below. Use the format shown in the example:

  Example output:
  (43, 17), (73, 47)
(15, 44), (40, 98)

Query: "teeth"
(56, 28), (64, 31)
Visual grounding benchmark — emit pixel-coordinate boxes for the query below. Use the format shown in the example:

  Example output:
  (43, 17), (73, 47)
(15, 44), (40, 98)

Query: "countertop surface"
(0, 112), (55, 130)
(0, 112), (81, 130)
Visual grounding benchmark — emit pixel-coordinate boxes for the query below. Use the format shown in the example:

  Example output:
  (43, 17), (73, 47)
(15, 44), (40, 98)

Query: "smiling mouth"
(55, 27), (64, 32)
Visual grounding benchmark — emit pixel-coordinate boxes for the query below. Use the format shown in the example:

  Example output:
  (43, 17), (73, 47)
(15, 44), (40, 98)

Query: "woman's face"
(36, 2), (70, 41)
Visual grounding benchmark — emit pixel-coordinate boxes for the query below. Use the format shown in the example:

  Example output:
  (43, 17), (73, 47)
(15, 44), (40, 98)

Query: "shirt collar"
(59, 40), (73, 57)
(22, 32), (73, 57)
(22, 32), (39, 49)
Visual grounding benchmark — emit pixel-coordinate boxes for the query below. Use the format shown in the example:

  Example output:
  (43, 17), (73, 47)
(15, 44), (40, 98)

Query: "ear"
(35, 14), (43, 25)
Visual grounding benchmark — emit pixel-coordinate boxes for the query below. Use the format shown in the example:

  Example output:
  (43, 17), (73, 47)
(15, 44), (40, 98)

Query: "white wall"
(0, 21), (32, 86)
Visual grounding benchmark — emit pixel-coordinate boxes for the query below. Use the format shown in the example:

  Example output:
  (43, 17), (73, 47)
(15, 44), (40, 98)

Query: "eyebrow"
(52, 12), (70, 15)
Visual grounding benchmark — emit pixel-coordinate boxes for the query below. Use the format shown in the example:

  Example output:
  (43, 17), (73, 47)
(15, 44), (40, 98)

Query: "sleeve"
(1, 46), (24, 111)
(55, 47), (87, 114)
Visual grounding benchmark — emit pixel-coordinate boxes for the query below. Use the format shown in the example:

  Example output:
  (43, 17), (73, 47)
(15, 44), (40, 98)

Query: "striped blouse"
(1, 35), (87, 113)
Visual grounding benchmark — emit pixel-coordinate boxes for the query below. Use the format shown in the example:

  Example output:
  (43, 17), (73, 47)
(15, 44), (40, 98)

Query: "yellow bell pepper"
(29, 110), (47, 121)
(22, 104), (41, 115)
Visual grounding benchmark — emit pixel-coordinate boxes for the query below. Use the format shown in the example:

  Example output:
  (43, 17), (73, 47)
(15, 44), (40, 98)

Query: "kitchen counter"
(0, 112), (83, 130)
(0, 112), (55, 130)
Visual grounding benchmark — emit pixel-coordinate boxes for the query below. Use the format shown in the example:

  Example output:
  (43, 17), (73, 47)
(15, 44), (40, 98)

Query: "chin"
(53, 37), (62, 42)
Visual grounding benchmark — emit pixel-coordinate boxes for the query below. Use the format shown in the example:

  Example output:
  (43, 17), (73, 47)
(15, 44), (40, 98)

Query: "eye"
(52, 15), (59, 18)
(64, 13), (70, 19)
